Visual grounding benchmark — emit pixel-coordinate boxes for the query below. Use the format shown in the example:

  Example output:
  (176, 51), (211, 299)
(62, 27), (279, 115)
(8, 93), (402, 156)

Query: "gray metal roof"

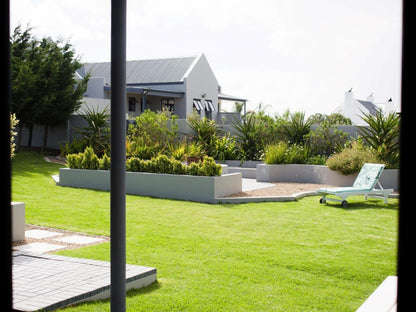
(77, 56), (197, 85)
(357, 100), (380, 116)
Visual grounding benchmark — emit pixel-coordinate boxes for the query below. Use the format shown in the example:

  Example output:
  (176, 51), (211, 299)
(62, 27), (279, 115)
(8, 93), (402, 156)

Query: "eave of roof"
(104, 85), (184, 98)
(218, 93), (247, 102)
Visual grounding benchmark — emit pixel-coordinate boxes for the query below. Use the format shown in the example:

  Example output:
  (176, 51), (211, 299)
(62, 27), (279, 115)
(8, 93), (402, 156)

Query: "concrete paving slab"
(25, 229), (63, 239)
(53, 235), (105, 245)
(242, 178), (274, 192)
(14, 242), (66, 253)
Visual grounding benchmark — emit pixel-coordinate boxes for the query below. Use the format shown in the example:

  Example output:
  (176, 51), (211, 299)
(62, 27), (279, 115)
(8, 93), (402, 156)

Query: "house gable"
(183, 54), (219, 118)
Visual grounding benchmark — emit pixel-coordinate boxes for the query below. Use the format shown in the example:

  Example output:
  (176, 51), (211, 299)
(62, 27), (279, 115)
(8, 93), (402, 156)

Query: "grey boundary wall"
(59, 168), (242, 204)
(256, 164), (399, 191)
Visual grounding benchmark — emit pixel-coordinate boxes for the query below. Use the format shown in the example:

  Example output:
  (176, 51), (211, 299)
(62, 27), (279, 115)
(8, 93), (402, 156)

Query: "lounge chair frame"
(317, 163), (393, 207)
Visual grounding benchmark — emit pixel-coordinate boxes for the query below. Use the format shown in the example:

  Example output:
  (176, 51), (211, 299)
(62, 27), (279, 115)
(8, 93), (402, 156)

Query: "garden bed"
(58, 168), (242, 204)
(256, 164), (399, 190)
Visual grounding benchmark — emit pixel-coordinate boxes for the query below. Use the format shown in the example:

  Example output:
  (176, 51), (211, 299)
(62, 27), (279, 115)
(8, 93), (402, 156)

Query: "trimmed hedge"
(67, 147), (222, 176)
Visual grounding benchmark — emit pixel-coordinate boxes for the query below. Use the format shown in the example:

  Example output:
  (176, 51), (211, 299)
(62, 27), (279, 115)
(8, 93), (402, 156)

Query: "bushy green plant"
(67, 146), (110, 170)
(10, 113), (18, 158)
(358, 111), (400, 168)
(186, 162), (200, 176)
(127, 136), (157, 159)
(326, 142), (379, 175)
(80, 146), (99, 169)
(263, 142), (306, 164)
(199, 157), (222, 176)
(67, 153), (83, 169)
(232, 113), (263, 161)
(76, 104), (111, 157)
(125, 155), (221, 176)
(185, 142), (205, 158)
(305, 124), (351, 157)
(168, 142), (186, 161)
(305, 155), (327, 165)
(99, 153), (111, 170)
(280, 111), (311, 144)
(127, 109), (178, 158)
(210, 134), (238, 162)
(187, 112), (221, 156)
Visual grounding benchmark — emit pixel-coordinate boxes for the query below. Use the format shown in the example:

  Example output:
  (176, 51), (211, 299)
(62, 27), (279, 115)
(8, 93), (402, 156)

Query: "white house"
(333, 89), (399, 125)
(76, 54), (246, 121)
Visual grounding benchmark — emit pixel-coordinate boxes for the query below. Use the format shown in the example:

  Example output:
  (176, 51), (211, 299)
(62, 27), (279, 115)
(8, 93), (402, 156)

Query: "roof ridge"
(83, 55), (198, 65)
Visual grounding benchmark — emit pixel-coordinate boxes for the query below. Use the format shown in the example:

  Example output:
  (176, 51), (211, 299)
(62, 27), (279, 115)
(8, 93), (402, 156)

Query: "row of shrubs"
(262, 140), (384, 175)
(67, 147), (222, 176)
(62, 107), (399, 176)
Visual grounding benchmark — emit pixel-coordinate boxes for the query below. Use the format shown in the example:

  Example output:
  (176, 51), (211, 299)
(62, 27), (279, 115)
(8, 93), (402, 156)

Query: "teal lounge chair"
(317, 163), (393, 207)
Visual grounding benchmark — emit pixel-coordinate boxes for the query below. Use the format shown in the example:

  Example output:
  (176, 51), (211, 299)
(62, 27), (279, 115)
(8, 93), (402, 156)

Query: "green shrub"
(99, 153), (111, 170)
(67, 153), (83, 169)
(125, 155), (221, 176)
(211, 134), (238, 161)
(81, 146), (99, 169)
(199, 157), (222, 176)
(305, 155), (327, 165)
(280, 111), (311, 144)
(127, 109), (178, 159)
(169, 142), (186, 161)
(186, 162), (200, 176)
(305, 124), (350, 157)
(263, 142), (306, 164)
(326, 143), (379, 175)
(67, 147), (109, 170)
(126, 157), (140, 172)
(358, 111), (400, 168)
(153, 154), (174, 174)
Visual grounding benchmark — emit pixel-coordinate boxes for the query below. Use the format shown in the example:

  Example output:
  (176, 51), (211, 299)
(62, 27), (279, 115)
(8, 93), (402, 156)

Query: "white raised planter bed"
(256, 164), (399, 190)
(59, 168), (242, 204)
(12, 202), (25, 242)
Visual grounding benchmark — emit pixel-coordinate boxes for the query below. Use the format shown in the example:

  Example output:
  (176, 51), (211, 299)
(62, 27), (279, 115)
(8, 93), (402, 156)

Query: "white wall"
(343, 91), (369, 125)
(85, 77), (105, 98)
(184, 54), (219, 119)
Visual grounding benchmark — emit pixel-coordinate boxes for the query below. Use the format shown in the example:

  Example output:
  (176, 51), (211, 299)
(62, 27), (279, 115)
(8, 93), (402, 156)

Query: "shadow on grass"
(126, 280), (162, 297)
(12, 149), (65, 179)
(63, 281), (161, 310)
(321, 198), (399, 210)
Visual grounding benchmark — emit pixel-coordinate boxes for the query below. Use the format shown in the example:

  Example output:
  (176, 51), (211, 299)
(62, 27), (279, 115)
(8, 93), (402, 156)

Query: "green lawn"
(12, 150), (398, 311)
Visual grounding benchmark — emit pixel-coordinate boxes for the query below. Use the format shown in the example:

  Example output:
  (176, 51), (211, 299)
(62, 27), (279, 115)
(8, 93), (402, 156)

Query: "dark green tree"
(34, 37), (89, 150)
(10, 24), (89, 150)
(10, 25), (37, 148)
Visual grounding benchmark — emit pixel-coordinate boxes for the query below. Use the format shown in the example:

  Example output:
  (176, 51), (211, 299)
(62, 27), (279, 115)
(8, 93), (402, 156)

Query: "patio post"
(110, 0), (127, 311)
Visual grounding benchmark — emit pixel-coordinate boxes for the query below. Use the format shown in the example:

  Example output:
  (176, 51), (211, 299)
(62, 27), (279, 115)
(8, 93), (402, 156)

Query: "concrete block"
(12, 202), (25, 242)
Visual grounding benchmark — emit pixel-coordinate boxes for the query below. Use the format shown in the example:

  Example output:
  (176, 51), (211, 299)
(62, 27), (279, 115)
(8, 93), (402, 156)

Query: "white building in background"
(333, 89), (400, 126)
(75, 54), (247, 121)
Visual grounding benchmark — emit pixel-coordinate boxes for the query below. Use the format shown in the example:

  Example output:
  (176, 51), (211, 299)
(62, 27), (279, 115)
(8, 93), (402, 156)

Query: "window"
(162, 98), (175, 112)
(193, 99), (203, 111)
(204, 100), (213, 119)
(204, 100), (215, 111)
(128, 97), (137, 111)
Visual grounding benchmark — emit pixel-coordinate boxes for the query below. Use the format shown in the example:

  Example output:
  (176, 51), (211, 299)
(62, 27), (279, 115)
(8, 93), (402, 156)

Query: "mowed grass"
(12, 150), (398, 311)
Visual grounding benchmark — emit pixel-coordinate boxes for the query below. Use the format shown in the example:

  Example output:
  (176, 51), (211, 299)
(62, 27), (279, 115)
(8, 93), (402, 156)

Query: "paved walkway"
(13, 227), (157, 311)
(241, 178), (275, 192)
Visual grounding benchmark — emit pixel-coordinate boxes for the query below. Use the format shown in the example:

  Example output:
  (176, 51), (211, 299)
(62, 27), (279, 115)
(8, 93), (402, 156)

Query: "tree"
(34, 37), (89, 150)
(10, 24), (88, 150)
(10, 25), (36, 148)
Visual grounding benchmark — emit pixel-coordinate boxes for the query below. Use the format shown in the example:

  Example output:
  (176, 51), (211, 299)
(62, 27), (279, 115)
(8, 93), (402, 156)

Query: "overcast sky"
(11, 0), (402, 116)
